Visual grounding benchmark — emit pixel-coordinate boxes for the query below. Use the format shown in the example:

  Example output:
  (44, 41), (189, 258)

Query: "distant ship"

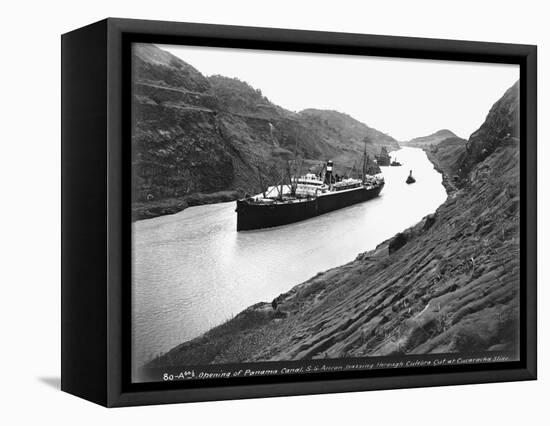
(235, 146), (385, 231)
(375, 146), (391, 166)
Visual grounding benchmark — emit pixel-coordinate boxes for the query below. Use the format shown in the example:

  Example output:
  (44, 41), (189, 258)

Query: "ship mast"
(286, 161), (296, 196)
(319, 162), (326, 183)
(257, 166), (266, 198)
(293, 158), (304, 195)
(279, 170), (285, 201)
(347, 160), (357, 179)
(362, 139), (367, 183)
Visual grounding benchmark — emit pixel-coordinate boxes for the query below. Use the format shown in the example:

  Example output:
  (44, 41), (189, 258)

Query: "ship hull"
(236, 183), (384, 231)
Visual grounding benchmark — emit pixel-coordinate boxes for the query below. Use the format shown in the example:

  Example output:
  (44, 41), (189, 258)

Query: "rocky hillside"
(425, 136), (468, 192)
(402, 129), (458, 148)
(148, 81), (520, 367)
(459, 82), (520, 176)
(299, 109), (397, 155)
(426, 82), (519, 189)
(132, 44), (399, 220)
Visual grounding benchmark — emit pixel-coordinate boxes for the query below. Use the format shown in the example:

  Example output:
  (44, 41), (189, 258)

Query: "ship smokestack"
(325, 160), (334, 185)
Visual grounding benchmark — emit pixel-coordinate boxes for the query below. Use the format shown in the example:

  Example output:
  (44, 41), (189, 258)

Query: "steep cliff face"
(132, 44), (234, 216)
(426, 82), (519, 188)
(132, 44), (399, 220)
(402, 129), (458, 148)
(460, 82), (519, 176)
(148, 82), (520, 367)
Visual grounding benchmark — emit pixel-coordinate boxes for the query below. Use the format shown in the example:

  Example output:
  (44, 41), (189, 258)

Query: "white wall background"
(0, 0), (546, 423)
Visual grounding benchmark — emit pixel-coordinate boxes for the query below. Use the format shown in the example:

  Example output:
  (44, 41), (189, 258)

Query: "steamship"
(236, 154), (384, 231)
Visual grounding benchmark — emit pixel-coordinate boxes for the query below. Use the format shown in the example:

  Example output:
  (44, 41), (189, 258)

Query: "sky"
(162, 44), (519, 142)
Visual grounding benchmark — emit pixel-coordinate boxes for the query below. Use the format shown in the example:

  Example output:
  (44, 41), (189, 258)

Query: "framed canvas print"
(61, 18), (537, 407)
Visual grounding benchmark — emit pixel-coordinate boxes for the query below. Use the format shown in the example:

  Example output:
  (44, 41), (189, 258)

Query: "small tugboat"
(390, 157), (402, 167)
(406, 170), (416, 184)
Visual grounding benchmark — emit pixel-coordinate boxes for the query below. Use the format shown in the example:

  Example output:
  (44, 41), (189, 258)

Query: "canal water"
(132, 147), (447, 372)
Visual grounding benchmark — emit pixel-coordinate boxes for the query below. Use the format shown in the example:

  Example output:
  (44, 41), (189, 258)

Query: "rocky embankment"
(132, 44), (398, 220)
(148, 82), (520, 368)
(425, 136), (468, 193)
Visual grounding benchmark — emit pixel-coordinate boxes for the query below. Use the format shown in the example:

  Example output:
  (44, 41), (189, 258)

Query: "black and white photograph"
(130, 42), (521, 383)
(3, 0), (547, 421)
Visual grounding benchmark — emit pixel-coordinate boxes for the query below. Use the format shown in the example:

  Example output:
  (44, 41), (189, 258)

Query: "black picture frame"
(61, 17), (537, 407)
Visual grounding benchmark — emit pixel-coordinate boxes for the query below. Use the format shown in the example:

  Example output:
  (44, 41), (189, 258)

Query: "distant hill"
(402, 129), (458, 148)
(132, 44), (399, 220)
